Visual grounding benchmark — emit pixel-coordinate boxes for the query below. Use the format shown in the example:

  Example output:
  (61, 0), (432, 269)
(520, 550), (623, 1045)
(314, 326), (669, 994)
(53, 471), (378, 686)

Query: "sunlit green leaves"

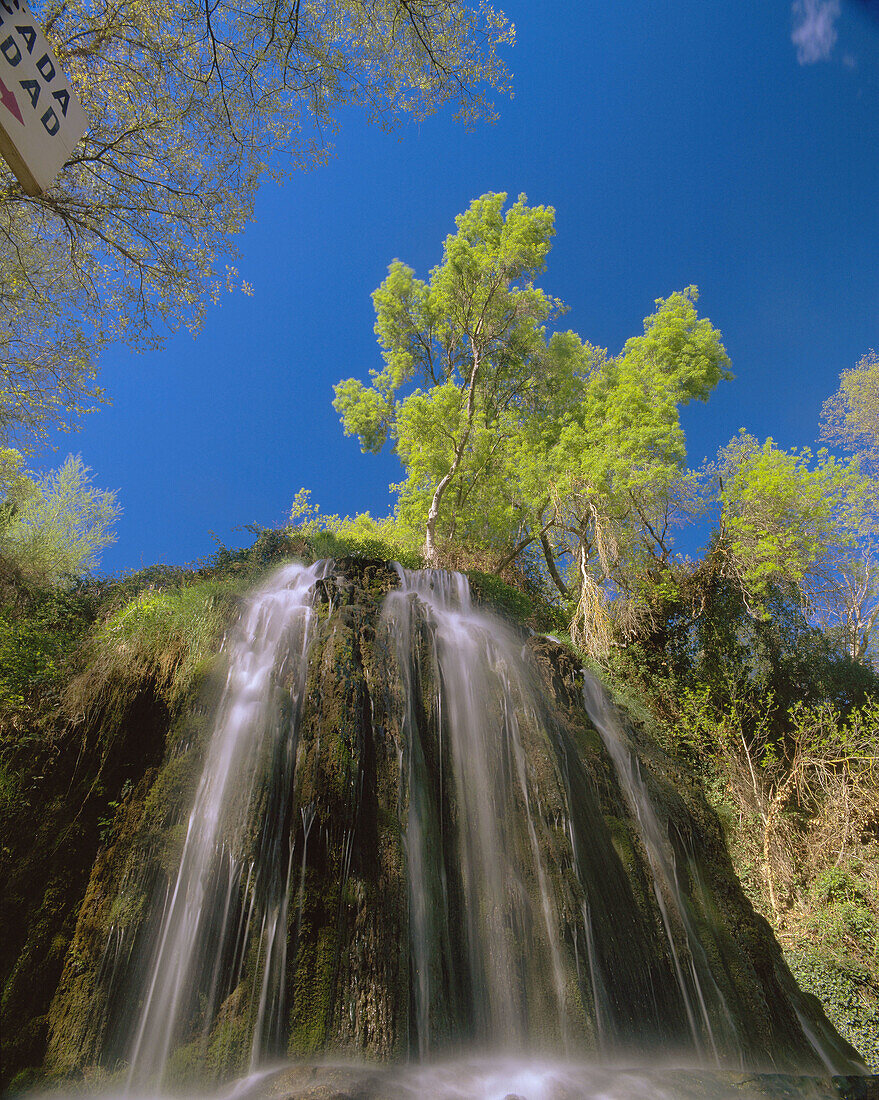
(1, 0), (513, 445)
(0, 454), (120, 584)
(718, 432), (871, 608)
(333, 378), (394, 453)
(821, 351), (879, 474)
(334, 191), (561, 559)
(545, 289), (729, 629)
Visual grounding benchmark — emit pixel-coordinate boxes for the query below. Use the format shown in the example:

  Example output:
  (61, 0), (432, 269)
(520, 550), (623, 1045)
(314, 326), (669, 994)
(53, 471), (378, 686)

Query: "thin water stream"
(581, 674), (741, 1064)
(125, 561), (327, 1089)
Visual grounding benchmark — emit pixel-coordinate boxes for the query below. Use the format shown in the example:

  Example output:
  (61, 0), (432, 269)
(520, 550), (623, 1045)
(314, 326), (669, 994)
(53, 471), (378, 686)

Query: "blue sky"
(34, 0), (879, 575)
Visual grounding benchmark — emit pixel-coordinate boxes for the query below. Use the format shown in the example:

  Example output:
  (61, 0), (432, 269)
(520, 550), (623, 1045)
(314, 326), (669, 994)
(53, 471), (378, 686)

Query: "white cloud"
(791, 0), (841, 63)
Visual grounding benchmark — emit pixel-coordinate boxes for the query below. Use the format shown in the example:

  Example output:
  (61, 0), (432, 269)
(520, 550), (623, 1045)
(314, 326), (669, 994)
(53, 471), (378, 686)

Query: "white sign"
(0, 0), (88, 195)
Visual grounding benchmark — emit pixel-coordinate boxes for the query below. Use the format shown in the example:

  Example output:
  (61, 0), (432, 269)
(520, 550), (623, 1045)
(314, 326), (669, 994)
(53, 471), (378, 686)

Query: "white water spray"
(384, 568), (575, 1053)
(125, 561), (326, 1089)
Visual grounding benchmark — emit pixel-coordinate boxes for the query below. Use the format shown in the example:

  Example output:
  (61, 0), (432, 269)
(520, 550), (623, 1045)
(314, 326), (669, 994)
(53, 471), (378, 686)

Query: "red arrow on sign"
(0, 74), (24, 126)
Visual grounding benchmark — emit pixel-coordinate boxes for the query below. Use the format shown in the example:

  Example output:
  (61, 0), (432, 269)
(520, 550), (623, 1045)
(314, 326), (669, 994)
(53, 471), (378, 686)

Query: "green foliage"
(728, 590), (872, 721)
(71, 576), (246, 714)
(817, 353), (879, 660)
(5, 1067), (45, 1095)
(307, 527), (421, 568)
(821, 350), (879, 474)
(335, 196), (732, 611)
(329, 203), (879, 676)
(618, 557), (879, 764)
(0, 760), (20, 815)
(0, 454), (120, 585)
(97, 778), (133, 844)
(0, 583), (100, 731)
(543, 288), (730, 652)
(787, 948), (879, 1071)
(717, 432), (869, 610)
(465, 570), (564, 633)
(286, 489), (422, 568)
(0, 448), (35, 515)
(2, 0), (512, 446)
(335, 191), (564, 561)
(557, 287), (730, 503)
(202, 527), (306, 576)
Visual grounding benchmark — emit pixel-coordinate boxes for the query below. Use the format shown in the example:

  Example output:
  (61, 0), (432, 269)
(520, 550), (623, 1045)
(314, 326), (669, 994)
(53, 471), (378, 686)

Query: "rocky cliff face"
(3, 559), (866, 1089)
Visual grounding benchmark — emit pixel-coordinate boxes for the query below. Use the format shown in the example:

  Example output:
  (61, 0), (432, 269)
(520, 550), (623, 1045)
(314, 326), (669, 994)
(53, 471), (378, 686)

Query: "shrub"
(65, 576), (248, 721)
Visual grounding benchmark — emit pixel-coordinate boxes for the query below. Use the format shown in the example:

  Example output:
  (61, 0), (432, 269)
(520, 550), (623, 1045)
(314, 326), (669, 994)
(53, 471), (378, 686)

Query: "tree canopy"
(334, 193), (732, 626)
(0, 452), (120, 584)
(331, 196), (879, 670)
(1, 0), (512, 446)
(334, 191), (559, 562)
(815, 351), (879, 658)
(716, 432), (870, 614)
(821, 351), (879, 474)
(539, 288), (730, 648)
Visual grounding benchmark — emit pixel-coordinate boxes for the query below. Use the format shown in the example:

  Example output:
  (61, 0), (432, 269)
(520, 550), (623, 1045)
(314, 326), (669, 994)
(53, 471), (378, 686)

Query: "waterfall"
(581, 673), (741, 1063)
(381, 567), (854, 1073)
(384, 567), (573, 1054)
(43, 558), (865, 1093)
(124, 561), (327, 1089)
(381, 566), (735, 1060)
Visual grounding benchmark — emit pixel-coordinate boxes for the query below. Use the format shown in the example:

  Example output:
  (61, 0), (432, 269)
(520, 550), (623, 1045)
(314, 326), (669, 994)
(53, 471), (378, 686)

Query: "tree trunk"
(541, 532), (570, 598)
(423, 341), (481, 566)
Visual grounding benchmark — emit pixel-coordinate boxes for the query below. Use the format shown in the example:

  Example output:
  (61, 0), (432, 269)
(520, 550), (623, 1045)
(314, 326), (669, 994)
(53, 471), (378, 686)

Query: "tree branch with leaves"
(2, 0), (513, 446)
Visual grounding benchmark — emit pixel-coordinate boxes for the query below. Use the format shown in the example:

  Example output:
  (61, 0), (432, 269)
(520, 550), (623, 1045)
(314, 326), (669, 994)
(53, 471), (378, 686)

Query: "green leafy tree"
(814, 555), (879, 661)
(0, 453), (120, 584)
(818, 352), (879, 658)
(2, 0), (512, 445)
(821, 351), (879, 473)
(334, 196), (732, 647)
(717, 431), (870, 617)
(334, 191), (561, 563)
(537, 288), (730, 652)
(0, 448), (37, 522)
(333, 200), (731, 653)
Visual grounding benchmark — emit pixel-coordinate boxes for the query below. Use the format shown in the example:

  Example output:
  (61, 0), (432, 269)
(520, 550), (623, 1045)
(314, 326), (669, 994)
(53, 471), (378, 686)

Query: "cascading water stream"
(124, 561), (327, 1090)
(383, 568), (573, 1054)
(581, 674), (740, 1063)
(383, 567), (703, 1062)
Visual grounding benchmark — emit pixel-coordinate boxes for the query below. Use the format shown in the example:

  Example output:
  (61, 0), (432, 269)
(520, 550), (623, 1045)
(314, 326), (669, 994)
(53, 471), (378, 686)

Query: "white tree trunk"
(422, 343), (481, 566)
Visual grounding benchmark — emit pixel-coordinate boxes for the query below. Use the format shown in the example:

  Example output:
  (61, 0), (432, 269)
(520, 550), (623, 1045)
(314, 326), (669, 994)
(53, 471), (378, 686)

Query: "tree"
(0, 453), (120, 583)
(537, 288), (730, 652)
(333, 200), (732, 653)
(818, 352), (879, 658)
(812, 555), (879, 662)
(716, 431), (870, 617)
(0, 448), (35, 523)
(1, 0), (513, 445)
(333, 197), (732, 630)
(821, 351), (879, 473)
(334, 191), (560, 563)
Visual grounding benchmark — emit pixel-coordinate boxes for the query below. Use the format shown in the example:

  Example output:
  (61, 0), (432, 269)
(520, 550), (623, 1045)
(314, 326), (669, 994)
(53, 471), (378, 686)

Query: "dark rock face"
(3, 558), (867, 1087)
(0, 675), (173, 1088)
(283, 562), (407, 1058)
